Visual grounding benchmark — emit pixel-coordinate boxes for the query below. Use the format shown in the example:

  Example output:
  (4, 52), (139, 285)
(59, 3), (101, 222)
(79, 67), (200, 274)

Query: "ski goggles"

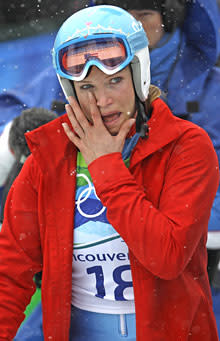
(53, 34), (134, 81)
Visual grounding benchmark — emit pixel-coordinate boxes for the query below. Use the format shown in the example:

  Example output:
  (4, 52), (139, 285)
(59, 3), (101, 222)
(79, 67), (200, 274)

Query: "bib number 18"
(87, 265), (132, 301)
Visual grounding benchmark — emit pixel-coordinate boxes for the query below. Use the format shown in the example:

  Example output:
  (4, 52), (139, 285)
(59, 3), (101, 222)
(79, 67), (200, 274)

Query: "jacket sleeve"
(88, 128), (219, 280)
(0, 155), (42, 340)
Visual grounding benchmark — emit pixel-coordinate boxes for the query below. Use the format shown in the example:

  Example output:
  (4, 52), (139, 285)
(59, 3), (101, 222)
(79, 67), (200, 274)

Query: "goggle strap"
(127, 30), (149, 53)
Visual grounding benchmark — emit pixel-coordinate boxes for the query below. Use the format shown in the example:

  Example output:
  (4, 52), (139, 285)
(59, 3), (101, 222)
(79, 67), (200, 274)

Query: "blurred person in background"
(0, 107), (58, 224)
(217, 0), (220, 66)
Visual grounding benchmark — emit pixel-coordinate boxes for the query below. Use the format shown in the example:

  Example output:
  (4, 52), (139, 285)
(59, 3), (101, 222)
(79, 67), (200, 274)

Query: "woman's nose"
(95, 89), (113, 108)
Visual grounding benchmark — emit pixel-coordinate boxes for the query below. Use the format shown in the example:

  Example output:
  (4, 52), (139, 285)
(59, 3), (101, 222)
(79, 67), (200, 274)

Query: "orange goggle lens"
(59, 37), (127, 77)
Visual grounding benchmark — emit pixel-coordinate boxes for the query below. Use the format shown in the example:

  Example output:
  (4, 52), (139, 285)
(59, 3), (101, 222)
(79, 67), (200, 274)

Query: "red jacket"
(0, 98), (219, 340)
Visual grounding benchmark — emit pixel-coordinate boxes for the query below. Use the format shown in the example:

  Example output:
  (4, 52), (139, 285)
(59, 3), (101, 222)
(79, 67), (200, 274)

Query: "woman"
(0, 5), (219, 340)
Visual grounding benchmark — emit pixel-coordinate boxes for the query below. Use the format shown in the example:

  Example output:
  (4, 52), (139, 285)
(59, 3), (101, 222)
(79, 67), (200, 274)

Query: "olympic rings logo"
(76, 173), (106, 218)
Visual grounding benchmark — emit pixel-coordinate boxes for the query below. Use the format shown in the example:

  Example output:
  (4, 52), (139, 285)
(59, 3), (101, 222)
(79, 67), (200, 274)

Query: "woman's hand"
(62, 93), (135, 165)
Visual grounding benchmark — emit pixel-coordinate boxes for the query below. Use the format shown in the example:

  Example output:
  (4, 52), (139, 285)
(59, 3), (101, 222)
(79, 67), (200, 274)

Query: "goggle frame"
(53, 33), (134, 81)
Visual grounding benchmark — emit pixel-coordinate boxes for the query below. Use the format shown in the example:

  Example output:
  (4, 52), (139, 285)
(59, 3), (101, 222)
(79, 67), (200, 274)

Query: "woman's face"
(129, 10), (165, 48)
(74, 66), (136, 136)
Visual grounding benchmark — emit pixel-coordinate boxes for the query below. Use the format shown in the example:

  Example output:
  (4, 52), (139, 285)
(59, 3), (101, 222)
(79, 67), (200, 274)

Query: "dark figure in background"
(0, 107), (58, 223)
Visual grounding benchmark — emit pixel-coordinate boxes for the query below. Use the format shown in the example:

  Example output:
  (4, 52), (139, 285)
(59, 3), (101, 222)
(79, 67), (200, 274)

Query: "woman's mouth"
(102, 112), (121, 124)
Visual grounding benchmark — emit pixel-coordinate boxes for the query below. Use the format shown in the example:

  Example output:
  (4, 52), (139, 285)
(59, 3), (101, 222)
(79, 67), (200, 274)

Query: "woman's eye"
(137, 12), (151, 19)
(110, 77), (122, 84)
(80, 84), (93, 90)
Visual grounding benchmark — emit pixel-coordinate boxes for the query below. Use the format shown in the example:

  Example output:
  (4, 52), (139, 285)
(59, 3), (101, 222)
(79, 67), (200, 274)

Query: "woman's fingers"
(62, 122), (80, 147)
(68, 96), (90, 131)
(88, 92), (104, 127)
(65, 103), (85, 138)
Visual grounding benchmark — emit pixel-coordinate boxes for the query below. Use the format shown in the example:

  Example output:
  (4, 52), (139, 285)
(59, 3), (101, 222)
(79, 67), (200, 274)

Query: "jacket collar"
(129, 98), (189, 168)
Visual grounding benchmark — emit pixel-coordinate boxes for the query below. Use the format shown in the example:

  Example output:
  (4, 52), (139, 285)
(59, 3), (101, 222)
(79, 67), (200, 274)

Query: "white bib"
(71, 153), (135, 314)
